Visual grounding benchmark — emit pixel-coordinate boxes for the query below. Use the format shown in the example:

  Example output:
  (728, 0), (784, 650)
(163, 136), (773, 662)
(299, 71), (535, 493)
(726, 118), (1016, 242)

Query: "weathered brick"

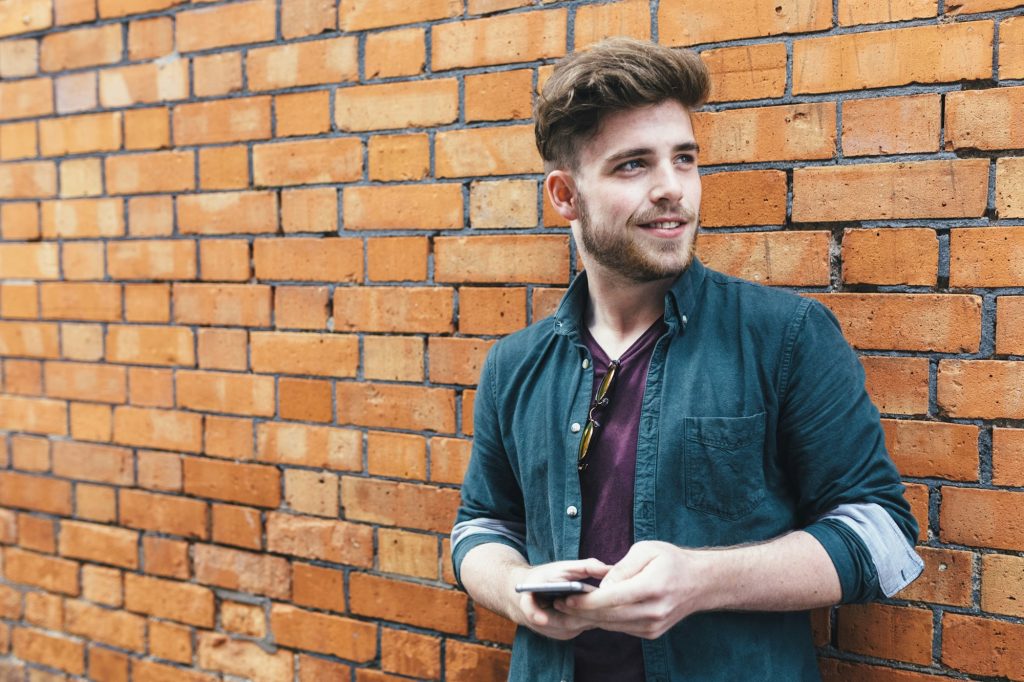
(698, 231), (830, 286)
(459, 287), (528, 335)
(882, 419), (978, 482)
(365, 27), (425, 79)
(435, 235), (569, 284)
(250, 331), (358, 378)
(98, 0), (186, 18)
(178, 191), (278, 235)
(284, 467), (338, 515)
(475, 607), (516, 645)
(429, 337), (495, 386)
(993, 427), (1024, 486)
(40, 282), (121, 322)
(0, 78), (53, 121)
(5, 547), (78, 594)
(341, 477), (460, 533)
(470, 179), (538, 228)
(382, 627), (441, 679)
(176, 370), (273, 416)
(54, 71), (96, 114)
(253, 237), (361, 283)
(694, 103), (835, 165)
(274, 286), (330, 330)
(997, 297), (1024, 357)
(946, 85), (1024, 151)
(338, 383), (456, 433)
(256, 421), (361, 470)
(344, 184), (462, 230)
(183, 456), (281, 508)
(0, 395), (67, 436)
(193, 51), (242, 98)
(65, 599), (145, 651)
(279, 187), (336, 234)
(839, 0), (937, 25)
(132, 659), (217, 682)
(120, 488), (207, 539)
(794, 21), (993, 93)
(124, 285), (172, 324)
(99, 60), (189, 107)
(174, 97), (271, 145)
(0, 283), (39, 320)
(951, 226), (1024, 287)
(996, 157), (1024, 219)
(222, 600), (266, 637)
(248, 37), (357, 90)
(125, 573), (214, 627)
(0, 243), (59, 279)
(942, 613), (1024, 681)
(107, 325), (194, 366)
(368, 133), (429, 182)
(842, 228), (938, 286)
(204, 415), (254, 461)
(128, 16), (173, 61)
(378, 527), (437, 579)
(40, 198), (123, 239)
(107, 240), (196, 281)
(39, 112), (120, 156)
(340, 0), (460, 30)
(793, 160), (989, 221)
(979, 553), (1024, 617)
(197, 632), (292, 682)
(363, 432), (423, 482)
(843, 94), (941, 156)
(173, 283), (272, 326)
(211, 503), (262, 550)
(283, 0), (336, 38)
(820, 660), (949, 681)
(432, 10), (566, 70)
(0, 160), (56, 198)
(127, 195), (172, 236)
(862, 356), (929, 416)
(939, 360), (1024, 420)
(810, 294), (981, 353)
(0, 38), (37, 78)
(364, 336), (425, 382)
(176, 0), (275, 52)
(0, 0), (51, 38)
(940, 486), (1024, 551)
(350, 573), (467, 634)
(1001, 15), (1024, 78)
(837, 603), (933, 664)
(253, 137), (361, 187)
(52, 441), (133, 485)
(89, 645), (130, 681)
(41, 24), (121, 71)
(268, 512), (372, 568)
(276, 91), (331, 139)
(12, 627), (84, 675)
(272, 603), (378, 660)
(430, 437), (472, 485)
(336, 79), (458, 131)
(660, 0), (830, 45)
(106, 151), (193, 194)
(436, 124), (541, 177)
(194, 544), (288, 599)
(446, 640), (511, 682)
(0, 121), (38, 160)
(59, 157), (103, 199)
(197, 145), (247, 191)
(137, 448), (182, 490)
(334, 287), (453, 333)
(113, 406), (201, 452)
(701, 43), (787, 103)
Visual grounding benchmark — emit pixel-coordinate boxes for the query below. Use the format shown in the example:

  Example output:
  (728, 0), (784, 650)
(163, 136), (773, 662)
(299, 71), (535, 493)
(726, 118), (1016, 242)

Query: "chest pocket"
(684, 413), (767, 520)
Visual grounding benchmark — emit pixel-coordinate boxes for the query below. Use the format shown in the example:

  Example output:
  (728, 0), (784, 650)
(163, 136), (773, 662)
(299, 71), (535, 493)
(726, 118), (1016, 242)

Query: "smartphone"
(514, 581), (595, 598)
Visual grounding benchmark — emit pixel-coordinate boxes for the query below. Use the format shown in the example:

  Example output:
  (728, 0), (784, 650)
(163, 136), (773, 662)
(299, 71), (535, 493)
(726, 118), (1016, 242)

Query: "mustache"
(629, 205), (698, 225)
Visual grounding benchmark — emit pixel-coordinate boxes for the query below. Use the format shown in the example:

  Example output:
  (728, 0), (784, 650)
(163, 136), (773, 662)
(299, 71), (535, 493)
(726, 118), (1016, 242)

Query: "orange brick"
(197, 146), (248, 191)
(174, 96), (271, 145)
(198, 239), (249, 282)
(113, 405), (202, 452)
(367, 431), (427, 480)
(700, 171), (786, 228)
(124, 284), (171, 323)
(173, 283), (272, 326)
(338, 382), (455, 433)
(475, 607), (515, 645)
(702, 43), (787, 103)
(574, 0), (649, 49)
(0, 121), (38, 160)
(253, 138), (361, 187)
(106, 151), (193, 194)
(63, 241), (106, 281)
(284, 468), (339, 516)
(205, 415), (254, 460)
(137, 448), (181, 490)
(0, 322), (60, 360)
(0, 283), (38, 319)
(248, 37), (357, 90)
(253, 237), (359, 282)
(146, 619), (192, 664)
(133, 659), (217, 682)
(196, 328), (246, 372)
(341, 477), (459, 533)
(266, 511), (373, 566)
(51, 440), (133, 486)
(98, 60), (189, 107)
(41, 24), (121, 71)
(340, 0), (460, 30)
(279, 378), (332, 423)
(445, 640), (510, 682)
(0, 468), (72, 516)
(470, 179), (537, 228)
(939, 359), (1024, 420)
(69, 401), (113, 442)
(128, 196), (172, 236)
(177, 369), (274, 416)
(942, 613), (1024, 680)
(838, 0), (936, 24)
(176, 0), (275, 52)
(0, 243), (59, 279)
(107, 240), (195, 281)
(698, 231), (830, 286)
(11, 434), (48, 472)
(0, 0), (51, 37)
(334, 287), (453, 333)
(12, 627), (84, 675)
(276, 91), (331, 138)
(378, 527), (437, 579)
(4, 359), (42, 395)
(212, 503), (262, 550)
(429, 337), (494, 386)
(1000, 15), (1024, 78)
(98, 0), (186, 18)
(5, 546), (79, 594)
(465, 69), (532, 123)
(193, 51), (242, 98)
(128, 16), (173, 61)
(142, 536), (189, 578)
(106, 324), (193, 366)
(194, 544), (289, 599)
(367, 133), (429, 182)
(17, 514), (54, 553)
(952, 226), (1024, 287)
(947, 85), (1024, 151)
(810, 293), (981, 353)
(432, 10), (565, 70)
(350, 573), (466, 634)
(40, 282), (121, 321)
(993, 427), (1024, 486)
(25, 589), (63, 629)
(54, 71), (97, 114)
(996, 157), (1024, 219)
(842, 228), (938, 286)
(345, 183), (462, 231)
(222, 601), (265, 638)
(282, 0), (336, 38)
(459, 286), (527, 335)
(793, 160), (989, 221)
(121, 109), (168, 153)
(837, 603), (933, 664)
(59, 158), (103, 199)
(75, 483), (117, 523)
(0, 201), (39, 239)
(256, 421), (361, 470)
(198, 632), (293, 681)
(298, 654), (351, 682)
(0, 78), (53, 121)
(366, 237), (429, 282)
(882, 419), (978, 481)
(435, 235), (569, 284)
(124, 573), (214, 627)
(82, 564), (123, 606)
(820, 659), (948, 681)
(366, 27), (425, 79)
(183, 456), (280, 508)
(270, 603), (377, 662)
(694, 103), (835, 165)
(278, 187), (335, 233)
(59, 520), (138, 570)
(0, 37), (36, 78)
(669, 1), (829, 43)
(40, 198), (123, 239)
(862, 356), (929, 416)
(842, 95), (940, 156)
(996, 298), (1024, 360)
(178, 191), (278, 235)
(381, 627), (440, 679)
(274, 286), (330, 330)
(981, 554), (1024, 617)
(436, 124), (540, 177)
(940, 486), (1024, 551)
(120, 488), (207, 539)
(336, 79), (458, 131)
(364, 336), (425, 382)
(250, 331), (357, 378)
(89, 646), (129, 682)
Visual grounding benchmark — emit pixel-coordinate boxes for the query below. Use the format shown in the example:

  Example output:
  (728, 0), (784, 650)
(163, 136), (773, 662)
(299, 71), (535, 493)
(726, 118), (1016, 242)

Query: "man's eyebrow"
(604, 142), (701, 163)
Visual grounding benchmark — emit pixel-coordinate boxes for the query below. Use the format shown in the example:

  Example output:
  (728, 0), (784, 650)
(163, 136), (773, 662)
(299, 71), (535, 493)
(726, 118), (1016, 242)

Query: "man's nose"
(648, 161), (684, 204)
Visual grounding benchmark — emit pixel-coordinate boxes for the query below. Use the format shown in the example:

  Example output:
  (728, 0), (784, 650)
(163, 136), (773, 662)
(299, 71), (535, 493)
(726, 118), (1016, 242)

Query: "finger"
(555, 557), (611, 581)
(600, 544), (657, 586)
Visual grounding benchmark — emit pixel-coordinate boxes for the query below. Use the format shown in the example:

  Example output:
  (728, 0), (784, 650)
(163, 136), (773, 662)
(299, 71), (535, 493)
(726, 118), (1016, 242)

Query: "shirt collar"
(551, 258), (706, 338)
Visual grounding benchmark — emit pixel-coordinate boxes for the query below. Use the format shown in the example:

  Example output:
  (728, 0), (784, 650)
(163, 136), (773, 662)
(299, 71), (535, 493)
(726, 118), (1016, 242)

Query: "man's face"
(569, 99), (702, 282)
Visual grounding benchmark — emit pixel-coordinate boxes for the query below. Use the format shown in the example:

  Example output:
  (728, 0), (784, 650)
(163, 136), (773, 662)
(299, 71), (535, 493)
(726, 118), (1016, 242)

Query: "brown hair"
(535, 38), (710, 171)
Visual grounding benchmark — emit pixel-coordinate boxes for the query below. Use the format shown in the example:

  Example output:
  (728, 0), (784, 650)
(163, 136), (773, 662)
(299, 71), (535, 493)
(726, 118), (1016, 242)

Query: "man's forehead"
(578, 101), (698, 164)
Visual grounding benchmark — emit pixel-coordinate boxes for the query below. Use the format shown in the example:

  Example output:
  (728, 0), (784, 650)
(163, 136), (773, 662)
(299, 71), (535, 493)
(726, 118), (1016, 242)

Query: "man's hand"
(514, 558), (611, 640)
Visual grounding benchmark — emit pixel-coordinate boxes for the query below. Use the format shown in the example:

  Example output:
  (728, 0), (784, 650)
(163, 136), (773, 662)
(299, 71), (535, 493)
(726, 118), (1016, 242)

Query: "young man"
(451, 39), (922, 681)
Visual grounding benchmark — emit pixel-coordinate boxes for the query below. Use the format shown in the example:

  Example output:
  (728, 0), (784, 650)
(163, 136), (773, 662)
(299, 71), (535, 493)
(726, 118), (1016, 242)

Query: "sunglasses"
(577, 359), (620, 472)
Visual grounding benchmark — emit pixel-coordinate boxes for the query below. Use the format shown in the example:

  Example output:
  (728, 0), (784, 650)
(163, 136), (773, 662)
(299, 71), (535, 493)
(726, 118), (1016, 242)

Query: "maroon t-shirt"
(573, 318), (666, 682)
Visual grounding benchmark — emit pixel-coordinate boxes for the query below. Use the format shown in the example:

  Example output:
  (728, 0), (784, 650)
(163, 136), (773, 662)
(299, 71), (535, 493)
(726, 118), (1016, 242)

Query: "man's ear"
(545, 170), (579, 222)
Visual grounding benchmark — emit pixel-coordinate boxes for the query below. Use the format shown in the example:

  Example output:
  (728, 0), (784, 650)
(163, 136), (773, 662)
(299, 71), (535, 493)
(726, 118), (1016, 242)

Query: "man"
(451, 38), (922, 681)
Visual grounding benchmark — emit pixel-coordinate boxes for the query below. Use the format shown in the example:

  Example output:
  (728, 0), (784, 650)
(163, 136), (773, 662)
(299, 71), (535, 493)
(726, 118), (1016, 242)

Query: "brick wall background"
(0, 0), (1022, 679)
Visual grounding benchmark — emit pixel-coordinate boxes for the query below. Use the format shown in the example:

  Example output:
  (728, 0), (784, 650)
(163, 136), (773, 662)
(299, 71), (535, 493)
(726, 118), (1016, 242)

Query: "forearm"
(460, 542), (532, 624)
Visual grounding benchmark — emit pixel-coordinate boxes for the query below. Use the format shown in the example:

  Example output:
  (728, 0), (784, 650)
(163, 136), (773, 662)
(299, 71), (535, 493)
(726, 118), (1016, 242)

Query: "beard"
(576, 193), (699, 283)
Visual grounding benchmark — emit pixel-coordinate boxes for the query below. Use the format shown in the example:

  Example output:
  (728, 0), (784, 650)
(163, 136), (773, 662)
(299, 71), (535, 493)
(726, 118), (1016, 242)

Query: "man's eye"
(676, 154), (696, 165)
(618, 159), (644, 171)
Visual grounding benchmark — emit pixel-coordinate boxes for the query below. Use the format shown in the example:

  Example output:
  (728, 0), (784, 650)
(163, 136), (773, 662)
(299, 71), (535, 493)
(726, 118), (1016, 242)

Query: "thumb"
(601, 543), (657, 587)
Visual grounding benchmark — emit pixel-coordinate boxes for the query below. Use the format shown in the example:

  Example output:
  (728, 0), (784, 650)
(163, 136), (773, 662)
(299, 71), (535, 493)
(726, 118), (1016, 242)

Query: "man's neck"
(583, 265), (677, 360)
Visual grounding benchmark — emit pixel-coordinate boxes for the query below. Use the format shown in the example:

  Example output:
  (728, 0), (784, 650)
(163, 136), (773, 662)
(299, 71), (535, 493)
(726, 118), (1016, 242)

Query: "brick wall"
(0, 0), (1022, 679)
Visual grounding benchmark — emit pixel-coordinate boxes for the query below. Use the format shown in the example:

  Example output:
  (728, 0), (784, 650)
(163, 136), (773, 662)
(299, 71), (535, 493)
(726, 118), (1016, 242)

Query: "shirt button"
(582, 358), (590, 369)
(681, 314), (688, 325)
(570, 422), (581, 433)
(566, 506), (578, 518)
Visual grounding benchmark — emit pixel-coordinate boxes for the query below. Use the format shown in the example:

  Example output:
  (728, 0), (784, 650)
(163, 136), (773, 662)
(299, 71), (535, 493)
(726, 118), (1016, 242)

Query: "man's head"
(535, 38), (710, 173)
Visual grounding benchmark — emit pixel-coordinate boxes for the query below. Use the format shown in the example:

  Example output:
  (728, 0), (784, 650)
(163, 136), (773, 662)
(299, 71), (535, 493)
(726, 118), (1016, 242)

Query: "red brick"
(794, 21), (993, 94)
(273, 286), (330, 330)
(279, 377), (332, 423)
(39, 112), (120, 157)
(198, 145), (247, 191)
(290, 562), (345, 613)
(197, 632), (292, 681)
(842, 228), (938, 286)
(272, 603), (378, 661)
(144, 535), (190, 577)
(174, 96), (270, 145)
(89, 645), (129, 682)
(107, 240), (195, 281)
(980, 553), (1024, 617)
(429, 337), (494, 386)
(338, 383), (456, 433)
(694, 103), (835, 165)
(51, 441), (132, 486)
(881, 419), (977, 481)
(132, 659), (217, 682)
(173, 283), (271, 326)
(702, 43), (788, 103)
(941, 486), (1024, 551)
(340, 0), (459, 30)
(432, 10), (565, 70)
(204, 415), (254, 460)
(430, 437), (472, 485)
(4, 547), (79, 595)
(12, 627), (84, 675)
(938, 360), (1024, 420)
(176, 0), (275, 52)
(212, 503), (262, 550)
(99, 60), (189, 107)
(436, 124), (541, 177)
(793, 160), (989, 221)
(65, 599), (145, 651)
(842, 95), (941, 156)
(178, 191), (278, 235)
(257, 421), (360, 470)
(950, 226), (1024, 287)
(248, 37), (357, 90)
(336, 79), (457, 132)
(993, 427), (1024, 486)
(381, 628), (441, 679)
(378, 527), (437, 579)
(41, 24), (120, 71)
(364, 336), (425, 382)
(446, 640), (510, 682)
(81, 564), (122, 606)
(0, 78), (53, 121)
(0, 0), (51, 38)
(193, 544), (289, 599)
(124, 573), (214, 627)
(0, 160), (56, 198)
(476, 607), (516, 645)
(266, 511), (373, 566)
(365, 27), (425, 79)
(176, 370), (273, 417)
(459, 287), (528, 335)
(368, 133), (429, 182)
(367, 431), (428, 480)
(120, 488), (207, 539)
(698, 231), (830, 286)
(660, 0), (829, 45)
(946, 85), (1024, 151)
(282, 0), (336, 38)
(183, 456), (280, 508)
(836, 603), (933, 664)
(340, 477), (459, 533)
(574, 0), (649, 49)
(350, 573), (467, 634)
(435, 235), (569, 284)
(820, 659), (948, 681)
(222, 600), (265, 637)
(942, 613), (1024, 680)
(862, 356), (929, 416)
(344, 184), (462, 230)
(334, 287), (453, 333)
(298, 654), (351, 681)
(106, 151), (193, 194)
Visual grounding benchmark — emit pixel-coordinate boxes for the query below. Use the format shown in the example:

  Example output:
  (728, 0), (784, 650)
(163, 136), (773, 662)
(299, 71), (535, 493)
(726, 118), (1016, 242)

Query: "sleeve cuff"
(803, 518), (879, 604)
(451, 533), (527, 589)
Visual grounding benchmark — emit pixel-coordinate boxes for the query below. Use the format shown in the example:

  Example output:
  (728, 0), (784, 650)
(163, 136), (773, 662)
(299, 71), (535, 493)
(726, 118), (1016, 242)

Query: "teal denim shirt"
(452, 260), (922, 682)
